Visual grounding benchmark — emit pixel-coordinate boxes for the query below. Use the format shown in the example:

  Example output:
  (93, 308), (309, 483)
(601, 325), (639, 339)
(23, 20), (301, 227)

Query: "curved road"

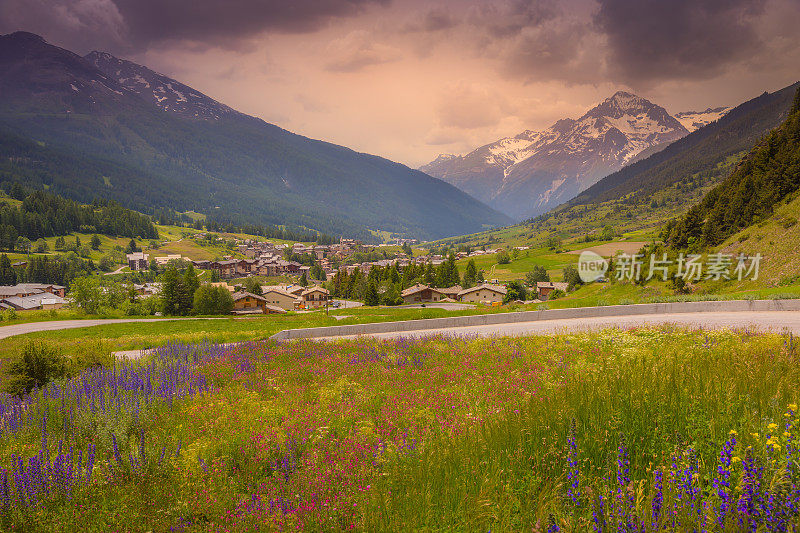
(317, 310), (800, 341)
(0, 317), (227, 340)
(3, 310), (800, 343)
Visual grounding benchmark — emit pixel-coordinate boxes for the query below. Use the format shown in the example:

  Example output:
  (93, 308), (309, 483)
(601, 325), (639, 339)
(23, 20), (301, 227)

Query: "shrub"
(503, 281), (527, 303)
(70, 339), (114, 371)
(525, 265), (550, 286)
(5, 341), (67, 396)
(548, 289), (565, 300)
(562, 265), (582, 291)
(193, 285), (235, 315)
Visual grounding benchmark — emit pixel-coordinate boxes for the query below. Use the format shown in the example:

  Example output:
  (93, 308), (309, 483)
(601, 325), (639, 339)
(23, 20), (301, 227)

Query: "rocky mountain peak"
(85, 50), (236, 121)
(2, 31), (46, 44)
(420, 90), (693, 220)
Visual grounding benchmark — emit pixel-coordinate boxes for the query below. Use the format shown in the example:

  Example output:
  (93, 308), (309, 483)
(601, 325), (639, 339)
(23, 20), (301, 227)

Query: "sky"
(1, 0), (799, 168)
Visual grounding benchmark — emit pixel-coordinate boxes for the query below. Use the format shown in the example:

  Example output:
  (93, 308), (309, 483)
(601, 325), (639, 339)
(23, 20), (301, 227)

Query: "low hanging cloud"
(325, 30), (402, 73)
(435, 83), (510, 130)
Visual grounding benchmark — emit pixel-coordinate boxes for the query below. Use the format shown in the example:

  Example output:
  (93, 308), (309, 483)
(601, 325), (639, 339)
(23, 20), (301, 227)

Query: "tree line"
(328, 255), (482, 305)
(664, 87), (800, 250)
(0, 186), (158, 251)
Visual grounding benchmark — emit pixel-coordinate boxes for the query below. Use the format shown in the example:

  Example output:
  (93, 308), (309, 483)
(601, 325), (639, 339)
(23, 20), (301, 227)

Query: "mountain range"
(420, 93), (730, 220)
(0, 32), (512, 241)
(566, 82), (798, 209)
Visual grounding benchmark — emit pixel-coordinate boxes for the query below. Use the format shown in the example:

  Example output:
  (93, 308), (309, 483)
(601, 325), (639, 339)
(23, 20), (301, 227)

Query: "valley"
(1, 7), (800, 531)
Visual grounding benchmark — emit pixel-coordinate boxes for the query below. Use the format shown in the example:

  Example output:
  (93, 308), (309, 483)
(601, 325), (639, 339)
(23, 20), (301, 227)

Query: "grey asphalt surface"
(392, 302), (475, 310)
(0, 317), (227, 340)
(315, 311), (800, 341)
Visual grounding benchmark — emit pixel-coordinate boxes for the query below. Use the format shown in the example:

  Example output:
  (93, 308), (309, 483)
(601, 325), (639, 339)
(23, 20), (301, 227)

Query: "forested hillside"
(0, 187), (157, 251)
(0, 32), (511, 241)
(665, 87), (800, 249)
(564, 82), (799, 207)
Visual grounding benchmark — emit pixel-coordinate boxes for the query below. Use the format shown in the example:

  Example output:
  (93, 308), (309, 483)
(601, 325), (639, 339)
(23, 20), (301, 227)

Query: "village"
(0, 237), (568, 315)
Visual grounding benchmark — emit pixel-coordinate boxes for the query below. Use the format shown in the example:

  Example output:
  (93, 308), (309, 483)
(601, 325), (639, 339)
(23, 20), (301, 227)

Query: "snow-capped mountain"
(673, 107), (731, 132)
(420, 91), (693, 220)
(85, 51), (236, 120)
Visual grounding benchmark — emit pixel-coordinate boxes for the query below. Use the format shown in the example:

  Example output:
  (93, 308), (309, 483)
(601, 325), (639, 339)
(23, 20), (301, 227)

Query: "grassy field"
(0, 304), (537, 368)
(2, 221), (315, 265)
(0, 327), (798, 531)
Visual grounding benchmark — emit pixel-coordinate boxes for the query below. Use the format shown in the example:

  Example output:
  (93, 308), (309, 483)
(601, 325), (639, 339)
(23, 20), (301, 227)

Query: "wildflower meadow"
(1, 327), (799, 531)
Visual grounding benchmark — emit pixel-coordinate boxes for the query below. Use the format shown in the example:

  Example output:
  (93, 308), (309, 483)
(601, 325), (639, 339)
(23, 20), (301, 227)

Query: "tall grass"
(0, 329), (798, 530)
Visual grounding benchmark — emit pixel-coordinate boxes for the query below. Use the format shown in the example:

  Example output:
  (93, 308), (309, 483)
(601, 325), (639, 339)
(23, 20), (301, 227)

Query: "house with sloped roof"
(262, 287), (302, 311)
(231, 291), (268, 314)
(301, 286), (330, 309)
(1, 292), (66, 310)
(457, 284), (507, 304)
(127, 252), (149, 271)
(400, 284), (446, 304)
(438, 285), (463, 300)
(535, 281), (569, 300)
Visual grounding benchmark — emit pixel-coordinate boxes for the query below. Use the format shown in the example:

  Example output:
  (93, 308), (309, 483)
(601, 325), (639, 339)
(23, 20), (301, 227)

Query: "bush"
(496, 250), (511, 265)
(562, 265), (583, 291)
(5, 341), (67, 396)
(193, 285), (235, 315)
(503, 281), (527, 303)
(548, 289), (565, 300)
(525, 265), (550, 286)
(71, 339), (114, 371)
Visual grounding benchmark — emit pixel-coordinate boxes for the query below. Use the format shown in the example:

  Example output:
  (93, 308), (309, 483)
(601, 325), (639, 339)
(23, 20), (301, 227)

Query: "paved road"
(103, 265), (127, 276)
(316, 311), (800, 341)
(392, 302), (475, 310)
(0, 317), (227, 340)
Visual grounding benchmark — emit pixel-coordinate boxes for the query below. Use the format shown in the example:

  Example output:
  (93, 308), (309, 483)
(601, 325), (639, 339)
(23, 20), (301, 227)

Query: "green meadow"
(1, 328), (798, 531)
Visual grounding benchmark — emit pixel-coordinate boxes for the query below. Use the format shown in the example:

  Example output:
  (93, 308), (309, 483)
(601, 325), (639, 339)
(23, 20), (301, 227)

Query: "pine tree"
(462, 259), (477, 288)
(299, 272), (308, 287)
(244, 277), (263, 295)
(364, 281), (380, 306)
(181, 265), (200, 314)
(0, 254), (16, 285)
(160, 266), (182, 316)
(424, 263), (436, 286)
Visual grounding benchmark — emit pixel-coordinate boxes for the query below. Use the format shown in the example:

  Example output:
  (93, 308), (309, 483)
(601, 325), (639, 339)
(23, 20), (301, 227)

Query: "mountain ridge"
(0, 32), (512, 241)
(420, 91), (693, 220)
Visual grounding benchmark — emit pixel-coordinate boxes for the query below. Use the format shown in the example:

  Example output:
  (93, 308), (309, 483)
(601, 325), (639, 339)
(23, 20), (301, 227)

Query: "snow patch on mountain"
(84, 51), (236, 121)
(420, 91), (692, 220)
(674, 107), (731, 132)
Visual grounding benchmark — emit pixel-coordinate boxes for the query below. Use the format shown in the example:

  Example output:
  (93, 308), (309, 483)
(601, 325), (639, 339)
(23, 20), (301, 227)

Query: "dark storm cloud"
(402, 8), (458, 33)
(468, 0), (557, 38)
(594, 0), (769, 83)
(0, 0), (388, 53)
(114, 0), (388, 47)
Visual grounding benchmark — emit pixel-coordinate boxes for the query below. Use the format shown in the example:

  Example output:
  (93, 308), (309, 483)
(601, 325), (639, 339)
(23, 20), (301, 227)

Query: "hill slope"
(420, 92), (690, 220)
(0, 32), (512, 241)
(665, 87), (800, 249)
(565, 82), (799, 209)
